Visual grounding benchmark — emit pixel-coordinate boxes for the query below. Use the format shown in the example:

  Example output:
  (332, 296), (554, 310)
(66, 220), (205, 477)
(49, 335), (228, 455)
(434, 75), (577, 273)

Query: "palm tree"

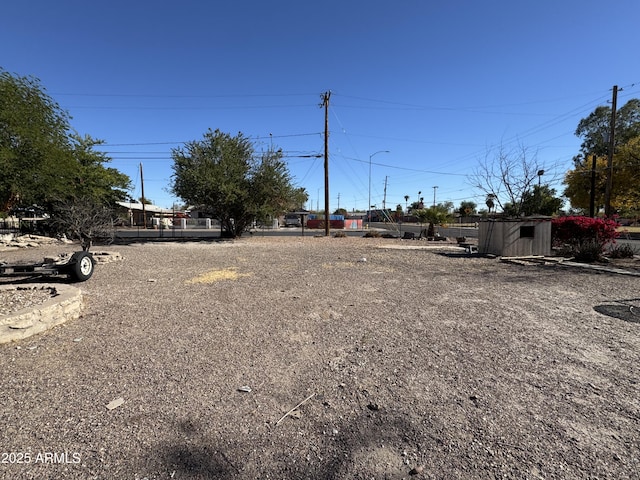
(404, 195), (409, 212)
(485, 194), (496, 213)
(415, 205), (452, 238)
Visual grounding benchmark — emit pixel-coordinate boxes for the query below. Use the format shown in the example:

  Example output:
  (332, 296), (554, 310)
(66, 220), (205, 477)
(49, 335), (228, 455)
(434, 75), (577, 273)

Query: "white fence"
(149, 217), (218, 229)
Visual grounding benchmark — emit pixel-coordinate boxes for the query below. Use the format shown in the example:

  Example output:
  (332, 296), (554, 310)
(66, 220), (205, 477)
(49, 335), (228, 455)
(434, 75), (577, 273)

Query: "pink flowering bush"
(551, 216), (619, 262)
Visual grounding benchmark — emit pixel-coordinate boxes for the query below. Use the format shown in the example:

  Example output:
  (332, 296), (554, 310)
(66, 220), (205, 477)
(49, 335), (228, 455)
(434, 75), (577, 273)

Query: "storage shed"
(478, 217), (552, 257)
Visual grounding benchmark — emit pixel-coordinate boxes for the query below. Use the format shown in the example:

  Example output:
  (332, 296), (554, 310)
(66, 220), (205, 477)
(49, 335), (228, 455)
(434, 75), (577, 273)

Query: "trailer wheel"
(69, 251), (95, 282)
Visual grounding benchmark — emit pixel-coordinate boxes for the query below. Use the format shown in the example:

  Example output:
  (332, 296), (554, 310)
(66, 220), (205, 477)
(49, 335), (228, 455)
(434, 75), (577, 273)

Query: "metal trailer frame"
(0, 251), (96, 282)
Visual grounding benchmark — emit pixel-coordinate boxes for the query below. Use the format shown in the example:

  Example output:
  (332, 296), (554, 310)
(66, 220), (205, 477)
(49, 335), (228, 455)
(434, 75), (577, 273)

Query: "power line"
(333, 90), (614, 112)
(98, 132), (321, 147)
(106, 153), (322, 161)
(98, 141), (184, 146)
(342, 155), (467, 177)
(63, 103), (316, 111)
(53, 92), (318, 99)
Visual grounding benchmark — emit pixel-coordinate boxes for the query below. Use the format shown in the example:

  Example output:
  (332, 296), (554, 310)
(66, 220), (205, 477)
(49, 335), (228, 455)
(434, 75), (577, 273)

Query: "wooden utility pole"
(140, 163), (147, 228)
(589, 154), (597, 218)
(382, 176), (388, 211)
(321, 91), (331, 236)
(604, 85), (618, 217)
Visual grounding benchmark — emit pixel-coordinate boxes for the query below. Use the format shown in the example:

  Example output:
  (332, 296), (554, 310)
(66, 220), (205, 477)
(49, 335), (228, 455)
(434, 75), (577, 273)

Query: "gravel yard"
(1, 236), (639, 479)
(0, 287), (57, 317)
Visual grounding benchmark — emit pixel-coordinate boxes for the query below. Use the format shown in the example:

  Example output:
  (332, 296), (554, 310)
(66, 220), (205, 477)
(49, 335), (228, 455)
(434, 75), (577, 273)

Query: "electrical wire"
(57, 86), (638, 210)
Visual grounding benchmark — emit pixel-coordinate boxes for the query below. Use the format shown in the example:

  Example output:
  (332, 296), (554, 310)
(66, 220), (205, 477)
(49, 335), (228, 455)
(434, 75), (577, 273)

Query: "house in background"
(116, 201), (175, 228)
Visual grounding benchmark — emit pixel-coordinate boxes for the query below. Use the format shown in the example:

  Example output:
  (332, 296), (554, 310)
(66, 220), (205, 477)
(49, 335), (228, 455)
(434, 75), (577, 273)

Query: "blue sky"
(2, 1), (639, 211)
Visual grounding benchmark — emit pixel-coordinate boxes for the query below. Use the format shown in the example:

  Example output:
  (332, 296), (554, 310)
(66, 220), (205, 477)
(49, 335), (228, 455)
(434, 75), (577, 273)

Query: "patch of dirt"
(0, 236), (639, 479)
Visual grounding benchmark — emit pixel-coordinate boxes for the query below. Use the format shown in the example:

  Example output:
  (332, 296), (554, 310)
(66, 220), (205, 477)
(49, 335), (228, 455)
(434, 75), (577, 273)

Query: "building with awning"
(116, 201), (175, 227)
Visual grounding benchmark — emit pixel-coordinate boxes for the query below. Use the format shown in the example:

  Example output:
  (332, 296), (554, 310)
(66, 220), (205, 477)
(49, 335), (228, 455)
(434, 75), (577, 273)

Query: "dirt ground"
(1, 236), (639, 479)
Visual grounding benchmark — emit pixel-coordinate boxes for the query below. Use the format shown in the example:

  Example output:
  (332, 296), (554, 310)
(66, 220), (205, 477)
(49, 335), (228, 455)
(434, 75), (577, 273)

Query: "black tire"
(69, 251), (95, 282)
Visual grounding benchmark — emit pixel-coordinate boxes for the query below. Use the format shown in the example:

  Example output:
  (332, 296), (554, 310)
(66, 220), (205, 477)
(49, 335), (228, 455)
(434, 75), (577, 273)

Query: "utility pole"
(321, 91), (331, 236)
(432, 186), (438, 207)
(604, 85), (618, 218)
(382, 176), (388, 211)
(368, 150), (389, 227)
(140, 163), (147, 228)
(337, 192), (340, 211)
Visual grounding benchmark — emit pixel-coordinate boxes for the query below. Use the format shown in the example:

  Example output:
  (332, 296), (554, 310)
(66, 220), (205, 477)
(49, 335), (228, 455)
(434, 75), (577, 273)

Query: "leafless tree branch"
(468, 142), (545, 215)
(50, 198), (116, 251)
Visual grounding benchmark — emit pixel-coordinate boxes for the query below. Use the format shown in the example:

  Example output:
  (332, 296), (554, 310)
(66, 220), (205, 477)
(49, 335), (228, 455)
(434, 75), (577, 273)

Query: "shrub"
(363, 230), (380, 238)
(551, 216), (619, 262)
(333, 231), (347, 238)
(48, 198), (116, 251)
(607, 243), (637, 259)
(573, 239), (605, 263)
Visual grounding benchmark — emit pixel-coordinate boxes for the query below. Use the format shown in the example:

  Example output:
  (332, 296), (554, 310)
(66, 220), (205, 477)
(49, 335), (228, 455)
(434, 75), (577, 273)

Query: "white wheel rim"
(80, 257), (92, 275)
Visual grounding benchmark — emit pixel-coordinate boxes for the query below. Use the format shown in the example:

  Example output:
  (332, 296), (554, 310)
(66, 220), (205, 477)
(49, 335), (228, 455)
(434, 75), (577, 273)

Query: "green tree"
(518, 185), (563, 216)
(46, 135), (131, 246)
(333, 208), (347, 216)
(395, 204), (403, 220)
(457, 200), (477, 216)
(565, 99), (640, 216)
(564, 148), (640, 217)
(0, 69), (72, 210)
(290, 187), (309, 211)
(574, 99), (640, 157)
(171, 129), (305, 237)
(613, 136), (640, 216)
(563, 155), (605, 215)
(408, 198), (424, 213)
(70, 134), (131, 205)
(414, 203), (453, 237)
(0, 70), (131, 211)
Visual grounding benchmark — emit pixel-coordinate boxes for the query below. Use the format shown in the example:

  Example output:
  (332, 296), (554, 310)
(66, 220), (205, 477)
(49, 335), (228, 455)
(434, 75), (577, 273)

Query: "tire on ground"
(69, 251), (95, 282)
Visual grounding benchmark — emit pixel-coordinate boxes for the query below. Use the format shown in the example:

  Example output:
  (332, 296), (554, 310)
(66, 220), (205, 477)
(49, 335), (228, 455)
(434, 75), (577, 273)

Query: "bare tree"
(49, 198), (116, 251)
(469, 143), (546, 215)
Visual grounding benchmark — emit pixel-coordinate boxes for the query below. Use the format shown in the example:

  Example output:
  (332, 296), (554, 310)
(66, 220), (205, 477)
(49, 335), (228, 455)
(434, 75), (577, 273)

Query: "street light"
(368, 150), (389, 227)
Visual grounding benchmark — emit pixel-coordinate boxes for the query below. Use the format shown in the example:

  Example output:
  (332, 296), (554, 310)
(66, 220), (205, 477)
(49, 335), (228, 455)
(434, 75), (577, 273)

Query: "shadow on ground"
(156, 409), (435, 479)
(594, 303), (640, 323)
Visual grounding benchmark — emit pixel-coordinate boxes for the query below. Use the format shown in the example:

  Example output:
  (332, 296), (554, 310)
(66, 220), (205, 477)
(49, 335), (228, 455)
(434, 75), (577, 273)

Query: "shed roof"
(117, 201), (174, 214)
(480, 215), (553, 222)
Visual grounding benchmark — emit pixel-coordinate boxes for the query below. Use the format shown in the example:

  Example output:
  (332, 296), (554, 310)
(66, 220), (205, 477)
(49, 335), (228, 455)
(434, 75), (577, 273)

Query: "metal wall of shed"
(479, 219), (552, 256)
(502, 221), (551, 256)
(478, 221), (503, 255)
